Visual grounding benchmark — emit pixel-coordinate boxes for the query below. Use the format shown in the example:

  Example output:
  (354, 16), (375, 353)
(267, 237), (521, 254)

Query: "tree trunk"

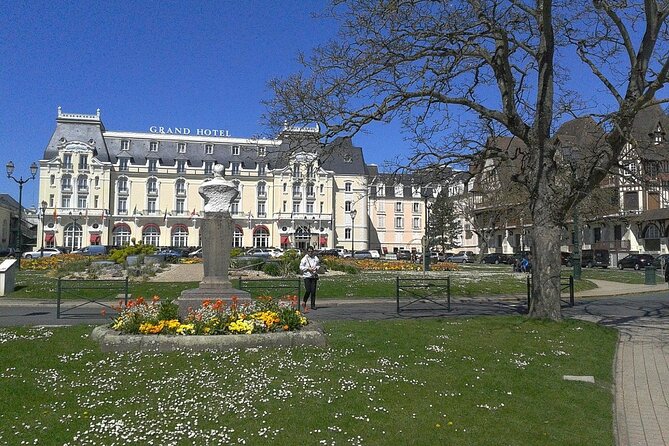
(528, 203), (563, 320)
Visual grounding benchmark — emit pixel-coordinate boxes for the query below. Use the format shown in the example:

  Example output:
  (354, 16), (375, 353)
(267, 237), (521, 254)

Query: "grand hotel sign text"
(149, 126), (230, 137)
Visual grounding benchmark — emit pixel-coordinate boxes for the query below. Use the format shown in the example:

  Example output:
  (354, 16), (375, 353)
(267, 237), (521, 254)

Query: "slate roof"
(0, 194), (20, 211)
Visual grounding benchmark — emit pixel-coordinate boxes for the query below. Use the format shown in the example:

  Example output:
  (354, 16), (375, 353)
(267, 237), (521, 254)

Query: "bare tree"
(265, 0), (669, 320)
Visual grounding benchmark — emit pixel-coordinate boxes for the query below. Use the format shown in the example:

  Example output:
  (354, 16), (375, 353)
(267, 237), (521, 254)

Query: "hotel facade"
(37, 108), (435, 254)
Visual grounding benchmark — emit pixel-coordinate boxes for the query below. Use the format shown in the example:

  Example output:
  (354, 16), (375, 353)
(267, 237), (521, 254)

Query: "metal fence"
(57, 277), (129, 319)
(396, 276), (451, 313)
(237, 278), (302, 308)
(526, 275), (574, 312)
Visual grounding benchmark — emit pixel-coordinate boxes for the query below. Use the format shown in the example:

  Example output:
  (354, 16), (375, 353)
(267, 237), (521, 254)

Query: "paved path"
(1, 275), (668, 446)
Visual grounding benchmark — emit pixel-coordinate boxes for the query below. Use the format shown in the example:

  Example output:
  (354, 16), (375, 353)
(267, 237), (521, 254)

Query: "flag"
(84, 208), (88, 218)
(53, 207), (57, 220)
(100, 210), (105, 225)
(133, 206), (137, 215)
(190, 208), (196, 218)
(163, 209), (168, 223)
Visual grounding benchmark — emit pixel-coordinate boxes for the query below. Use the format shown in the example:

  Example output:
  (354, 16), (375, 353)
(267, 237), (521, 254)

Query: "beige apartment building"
(36, 108), (433, 254)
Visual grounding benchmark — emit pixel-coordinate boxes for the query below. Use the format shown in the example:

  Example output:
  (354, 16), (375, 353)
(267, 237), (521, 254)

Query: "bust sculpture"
(199, 164), (239, 213)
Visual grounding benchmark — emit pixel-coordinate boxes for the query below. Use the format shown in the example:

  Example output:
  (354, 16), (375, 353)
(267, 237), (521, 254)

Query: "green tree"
(428, 191), (462, 252)
(266, 0), (669, 320)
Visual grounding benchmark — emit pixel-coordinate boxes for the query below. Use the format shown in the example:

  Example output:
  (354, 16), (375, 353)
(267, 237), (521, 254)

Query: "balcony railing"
(77, 185), (89, 193)
(293, 192), (302, 199)
(257, 191), (267, 199)
(147, 189), (158, 196)
(117, 188), (129, 195)
(176, 189), (187, 196)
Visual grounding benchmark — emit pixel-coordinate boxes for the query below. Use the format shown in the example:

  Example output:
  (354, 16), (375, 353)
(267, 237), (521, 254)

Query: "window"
(377, 201), (385, 212)
(253, 226), (270, 247)
(77, 196), (87, 209)
(148, 159), (158, 172)
(283, 183), (287, 193)
(176, 198), (185, 214)
(121, 140), (130, 151)
(320, 202), (324, 213)
(205, 144), (213, 155)
(345, 228), (352, 239)
(93, 195), (98, 208)
(395, 184), (404, 197)
(204, 161), (214, 175)
(395, 216), (404, 229)
(171, 225), (188, 247)
(232, 145), (240, 155)
(64, 223), (83, 251)
(413, 202), (420, 213)
(112, 224), (132, 246)
(176, 160), (186, 174)
(282, 201), (287, 212)
(258, 163), (266, 176)
(117, 177), (128, 193)
(233, 227), (243, 247)
(176, 178), (186, 195)
(257, 182), (266, 197)
(292, 183), (301, 197)
(78, 155), (88, 170)
(307, 165), (314, 178)
(293, 163), (301, 178)
(306, 183), (315, 197)
(345, 182), (352, 192)
(412, 217), (421, 230)
(177, 143), (185, 154)
(306, 202), (314, 213)
(320, 184), (324, 194)
(50, 174), (55, 186)
(147, 198), (157, 214)
(61, 196), (71, 208)
(231, 200), (239, 215)
(119, 158), (129, 171)
(117, 197), (127, 214)
(257, 146), (266, 157)
(142, 225), (160, 246)
(257, 202), (266, 218)
(94, 176), (100, 187)
(77, 175), (88, 191)
(395, 202), (403, 212)
(378, 215), (386, 228)
(377, 184), (385, 196)
(293, 202), (301, 213)
(61, 175), (72, 190)
(150, 141), (159, 152)
(147, 177), (158, 194)
(63, 154), (72, 170)
(49, 194), (54, 207)
(345, 201), (352, 212)
(231, 162), (240, 175)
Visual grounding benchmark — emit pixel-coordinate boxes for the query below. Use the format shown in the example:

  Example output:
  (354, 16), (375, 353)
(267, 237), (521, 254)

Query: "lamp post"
(6, 161), (38, 265)
(422, 189), (431, 272)
(40, 200), (47, 257)
(68, 211), (83, 251)
(350, 209), (357, 254)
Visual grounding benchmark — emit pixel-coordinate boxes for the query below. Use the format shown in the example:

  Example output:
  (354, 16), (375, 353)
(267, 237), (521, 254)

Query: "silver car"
(447, 251), (475, 263)
(22, 248), (63, 259)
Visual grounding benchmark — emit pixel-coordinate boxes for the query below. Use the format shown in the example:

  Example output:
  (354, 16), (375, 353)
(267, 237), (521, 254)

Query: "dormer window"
(150, 141), (159, 152)
(345, 182), (352, 192)
(121, 140), (130, 151)
(176, 160), (186, 174)
(293, 163), (301, 178)
(394, 184), (404, 197)
(377, 184), (385, 197)
(119, 158), (129, 172)
(231, 162), (240, 175)
(257, 146), (266, 157)
(205, 144), (213, 155)
(177, 143), (186, 154)
(232, 145), (240, 155)
(258, 163), (266, 176)
(148, 159), (158, 173)
(204, 161), (214, 175)
(63, 154), (72, 170)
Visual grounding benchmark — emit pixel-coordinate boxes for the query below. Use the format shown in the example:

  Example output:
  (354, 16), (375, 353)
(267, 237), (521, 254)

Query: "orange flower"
(283, 325), (289, 331)
(152, 295), (160, 302)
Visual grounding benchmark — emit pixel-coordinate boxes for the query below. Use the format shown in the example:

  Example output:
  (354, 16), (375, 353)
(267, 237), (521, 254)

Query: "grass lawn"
(0, 317), (616, 445)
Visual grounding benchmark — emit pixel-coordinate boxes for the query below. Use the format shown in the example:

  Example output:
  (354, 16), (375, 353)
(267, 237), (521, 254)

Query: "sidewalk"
(1, 277), (668, 445)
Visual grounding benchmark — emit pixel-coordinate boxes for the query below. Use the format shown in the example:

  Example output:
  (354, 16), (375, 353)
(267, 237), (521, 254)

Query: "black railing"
(526, 275), (574, 313)
(57, 277), (129, 319)
(396, 276), (451, 313)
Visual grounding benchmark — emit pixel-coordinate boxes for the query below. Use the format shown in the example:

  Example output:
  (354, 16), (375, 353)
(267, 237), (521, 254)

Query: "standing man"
(299, 246), (321, 312)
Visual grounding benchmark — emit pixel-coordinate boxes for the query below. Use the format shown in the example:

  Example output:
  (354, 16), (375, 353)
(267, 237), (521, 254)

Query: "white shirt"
(299, 254), (320, 278)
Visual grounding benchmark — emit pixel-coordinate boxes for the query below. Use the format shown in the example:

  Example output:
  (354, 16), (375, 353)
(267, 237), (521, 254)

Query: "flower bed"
(20, 254), (88, 271)
(111, 295), (308, 335)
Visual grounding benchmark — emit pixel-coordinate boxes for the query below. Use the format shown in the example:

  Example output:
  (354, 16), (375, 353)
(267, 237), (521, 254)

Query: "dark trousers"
(303, 277), (318, 307)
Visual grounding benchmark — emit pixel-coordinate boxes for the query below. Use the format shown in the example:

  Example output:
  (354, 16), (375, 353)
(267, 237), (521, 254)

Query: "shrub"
(262, 261), (282, 277)
(109, 243), (156, 264)
(231, 256), (265, 271)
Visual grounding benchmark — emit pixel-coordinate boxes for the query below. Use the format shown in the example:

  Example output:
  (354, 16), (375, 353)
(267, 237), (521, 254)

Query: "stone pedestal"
(178, 213), (250, 317)
(177, 165), (250, 318)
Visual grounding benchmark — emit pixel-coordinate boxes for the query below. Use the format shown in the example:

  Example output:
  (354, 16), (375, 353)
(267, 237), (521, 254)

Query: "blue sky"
(0, 0), (405, 207)
(1, 1), (665, 208)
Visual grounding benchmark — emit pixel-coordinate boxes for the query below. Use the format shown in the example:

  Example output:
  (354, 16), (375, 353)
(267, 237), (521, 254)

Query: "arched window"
(233, 225), (243, 248)
(644, 224), (661, 239)
(644, 223), (661, 251)
(117, 176), (128, 193)
(171, 224), (188, 247)
(175, 178), (186, 195)
(112, 224), (132, 246)
(252, 225), (270, 248)
(257, 181), (266, 197)
(64, 223), (83, 250)
(77, 175), (88, 192)
(142, 224), (160, 246)
(147, 177), (158, 194)
(61, 174), (72, 190)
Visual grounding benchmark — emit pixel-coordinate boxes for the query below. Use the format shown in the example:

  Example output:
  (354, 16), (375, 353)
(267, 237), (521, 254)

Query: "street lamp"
(68, 211), (83, 251)
(40, 200), (47, 257)
(421, 188), (431, 272)
(350, 209), (357, 254)
(6, 160), (38, 264)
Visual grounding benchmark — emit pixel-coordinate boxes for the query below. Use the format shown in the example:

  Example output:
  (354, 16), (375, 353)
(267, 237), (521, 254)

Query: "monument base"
(178, 285), (251, 318)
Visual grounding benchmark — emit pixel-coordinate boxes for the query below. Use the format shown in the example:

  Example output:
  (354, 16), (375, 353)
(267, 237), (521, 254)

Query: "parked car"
(481, 253), (513, 264)
(22, 248), (62, 259)
(188, 248), (203, 258)
(653, 253), (669, 269)
(246, 248), (275, 258)
(317, 248), (340, 257)
(72, 245), (108, 256)
(0, 248), (18, 258)
(396, 250), (413, 261)
(617, 254), (655, 270)
(368, 249), (381, 259)
(560, 252), (573, 266)
(156, 248), (186, 259)
(353, 250), (373, 259)
(447, 251), (475, 263)
(384, 252), (398, 260)
(581, 249), (610, 268)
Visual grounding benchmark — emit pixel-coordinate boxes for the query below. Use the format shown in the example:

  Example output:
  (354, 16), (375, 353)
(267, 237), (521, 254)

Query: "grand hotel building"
(37, 108), (433, 253)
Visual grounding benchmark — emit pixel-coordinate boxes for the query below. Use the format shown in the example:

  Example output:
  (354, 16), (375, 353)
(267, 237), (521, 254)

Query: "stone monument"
(177, 164), (251, 317)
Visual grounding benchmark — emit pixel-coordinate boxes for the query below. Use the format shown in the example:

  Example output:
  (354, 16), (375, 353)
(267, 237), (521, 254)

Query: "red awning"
(44, 233), (54, 243)
(90, 234), (101, 244)
(280, 235), (290, 245)
(319, 236), (328, 246)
